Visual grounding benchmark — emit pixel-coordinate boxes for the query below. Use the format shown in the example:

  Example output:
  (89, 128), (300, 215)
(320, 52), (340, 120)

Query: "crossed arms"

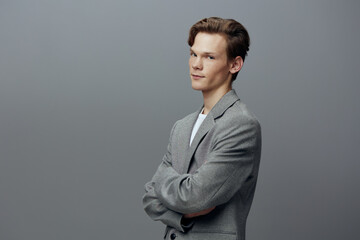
(142, 118), (261, 232)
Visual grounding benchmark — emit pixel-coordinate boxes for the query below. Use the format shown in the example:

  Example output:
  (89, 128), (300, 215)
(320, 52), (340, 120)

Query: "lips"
(191, 74), (204, 80)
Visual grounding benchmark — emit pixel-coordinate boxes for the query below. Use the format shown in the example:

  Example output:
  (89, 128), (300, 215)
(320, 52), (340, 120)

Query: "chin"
(191, 82), (205, 91)
(192, 87), (203, 91)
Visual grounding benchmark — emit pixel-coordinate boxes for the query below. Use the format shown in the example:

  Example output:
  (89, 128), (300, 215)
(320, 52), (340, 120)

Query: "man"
(142, 17), (261, 240)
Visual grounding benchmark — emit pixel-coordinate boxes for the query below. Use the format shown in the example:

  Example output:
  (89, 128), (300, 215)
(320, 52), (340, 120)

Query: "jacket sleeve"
(142, 121), (193, 232)
(153, 118), (261, 214)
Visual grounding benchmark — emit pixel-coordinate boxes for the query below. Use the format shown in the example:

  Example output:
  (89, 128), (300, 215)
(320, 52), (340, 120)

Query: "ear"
(229, 56), (243, 74)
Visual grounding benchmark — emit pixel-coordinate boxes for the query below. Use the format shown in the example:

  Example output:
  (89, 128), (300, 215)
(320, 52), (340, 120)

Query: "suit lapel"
(182, 113), (215, 173)
(181, 89), (241, 174)
(175, 110), (199, 173)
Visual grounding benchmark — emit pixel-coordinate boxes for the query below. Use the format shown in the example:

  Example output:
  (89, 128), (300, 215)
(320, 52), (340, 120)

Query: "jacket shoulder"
(172, 110), (198, 127)
(218, 100), (260, 128)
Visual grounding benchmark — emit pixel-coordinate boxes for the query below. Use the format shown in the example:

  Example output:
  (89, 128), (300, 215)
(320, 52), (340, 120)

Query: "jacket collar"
(181, 89), (240, 173)
(198, 89), (240, 120)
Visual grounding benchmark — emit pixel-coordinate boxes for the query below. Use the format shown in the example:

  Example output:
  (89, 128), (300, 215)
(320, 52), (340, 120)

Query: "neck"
(202, 84), (232, 115)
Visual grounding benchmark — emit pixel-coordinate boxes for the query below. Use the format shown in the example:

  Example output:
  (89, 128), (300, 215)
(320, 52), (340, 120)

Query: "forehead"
(191, 32), (227, 54)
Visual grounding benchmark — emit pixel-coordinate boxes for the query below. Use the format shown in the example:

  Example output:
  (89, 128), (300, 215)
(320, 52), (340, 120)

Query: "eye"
(190, 52), (197, 57)
(208, 56), (215, 60)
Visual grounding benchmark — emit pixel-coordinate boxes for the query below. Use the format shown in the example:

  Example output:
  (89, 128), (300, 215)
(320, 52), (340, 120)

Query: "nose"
(191, 56), (202, 70)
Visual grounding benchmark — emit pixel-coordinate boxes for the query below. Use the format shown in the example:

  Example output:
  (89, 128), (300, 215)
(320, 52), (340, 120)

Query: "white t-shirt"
(189, 108), (207, 146)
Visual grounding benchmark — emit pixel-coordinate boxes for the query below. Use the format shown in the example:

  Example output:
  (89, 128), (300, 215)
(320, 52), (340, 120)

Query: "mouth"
(191, 74), (204, 80)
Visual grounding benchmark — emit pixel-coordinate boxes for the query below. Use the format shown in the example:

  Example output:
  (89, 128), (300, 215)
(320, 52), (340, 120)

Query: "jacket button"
(170, 233), (177, 239)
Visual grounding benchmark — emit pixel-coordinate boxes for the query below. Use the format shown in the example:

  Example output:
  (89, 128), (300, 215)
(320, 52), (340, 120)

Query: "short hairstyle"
(188, 17), (250, 81)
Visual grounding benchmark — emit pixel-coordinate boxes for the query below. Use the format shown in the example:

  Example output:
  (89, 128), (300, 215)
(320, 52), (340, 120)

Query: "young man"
(143, 17), (261, 240)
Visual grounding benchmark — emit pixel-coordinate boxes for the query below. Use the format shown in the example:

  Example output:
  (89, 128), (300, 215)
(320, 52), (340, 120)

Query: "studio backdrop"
(0, 0), (359, 239)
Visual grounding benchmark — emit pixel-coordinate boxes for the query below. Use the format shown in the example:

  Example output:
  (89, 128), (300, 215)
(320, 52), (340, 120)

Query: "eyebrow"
(190, 48), (216, 55)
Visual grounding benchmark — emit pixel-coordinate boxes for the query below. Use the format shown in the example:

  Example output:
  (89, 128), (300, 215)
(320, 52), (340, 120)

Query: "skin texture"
(183, 206), (216, 219)
(183, 32), (243, 218)
(189, 32), (243, 115)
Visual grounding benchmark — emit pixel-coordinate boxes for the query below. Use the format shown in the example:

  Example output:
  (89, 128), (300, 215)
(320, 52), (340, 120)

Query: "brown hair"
(188, 17), (250, 81)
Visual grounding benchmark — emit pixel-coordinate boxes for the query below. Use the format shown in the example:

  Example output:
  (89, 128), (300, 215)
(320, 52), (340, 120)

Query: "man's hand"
(183, 206), (216, 219)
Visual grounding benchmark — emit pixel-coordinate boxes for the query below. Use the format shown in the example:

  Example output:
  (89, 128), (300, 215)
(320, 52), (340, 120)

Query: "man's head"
(188, 17), (250, 82)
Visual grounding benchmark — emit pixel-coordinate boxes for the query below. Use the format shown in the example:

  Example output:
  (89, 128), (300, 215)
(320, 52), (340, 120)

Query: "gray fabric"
(143, 89), (262, 240)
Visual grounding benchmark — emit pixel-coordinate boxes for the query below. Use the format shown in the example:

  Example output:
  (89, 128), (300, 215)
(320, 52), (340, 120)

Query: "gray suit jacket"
(143, 89), (261, 240)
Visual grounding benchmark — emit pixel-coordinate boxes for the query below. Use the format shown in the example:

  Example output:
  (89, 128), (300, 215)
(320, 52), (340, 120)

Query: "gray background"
(1, 0), (359, 239)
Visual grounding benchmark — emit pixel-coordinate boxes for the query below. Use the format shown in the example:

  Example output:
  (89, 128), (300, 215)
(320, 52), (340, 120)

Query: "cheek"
(208, 63), (224, 75)
(216, 62), (231, 74)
